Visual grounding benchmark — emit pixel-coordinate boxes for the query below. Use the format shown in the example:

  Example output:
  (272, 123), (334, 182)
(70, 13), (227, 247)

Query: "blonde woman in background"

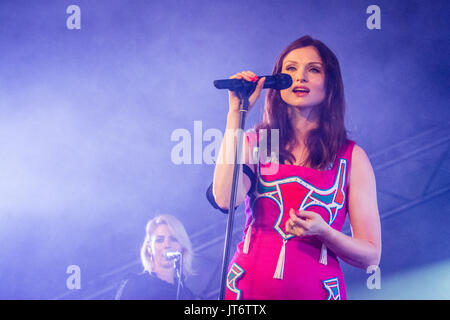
(116, 214), (196, 300)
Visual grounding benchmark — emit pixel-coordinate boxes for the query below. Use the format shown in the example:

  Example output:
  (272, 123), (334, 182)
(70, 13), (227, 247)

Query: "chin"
(294, 98), (325, 108)
(290, 102), (318, 109)
(161, 262), (174, 269)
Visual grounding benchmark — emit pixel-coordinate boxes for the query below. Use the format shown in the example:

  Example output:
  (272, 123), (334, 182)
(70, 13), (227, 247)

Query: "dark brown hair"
(255, 35), (348, 170)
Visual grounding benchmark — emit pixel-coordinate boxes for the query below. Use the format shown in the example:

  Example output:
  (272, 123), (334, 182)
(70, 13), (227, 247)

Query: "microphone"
(213, 73), (292, 92)
(164, 250), (182, 260)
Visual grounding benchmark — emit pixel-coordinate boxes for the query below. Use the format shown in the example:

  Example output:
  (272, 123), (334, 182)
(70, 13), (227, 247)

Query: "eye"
(169, 236), (179, 243)
(285, 66), (296, 71)
(309, 67), (321, 73)
(155, 236), (164, 243)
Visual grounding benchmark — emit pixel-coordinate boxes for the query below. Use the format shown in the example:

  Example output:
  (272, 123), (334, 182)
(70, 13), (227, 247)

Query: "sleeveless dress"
(224, 132), (356, 300)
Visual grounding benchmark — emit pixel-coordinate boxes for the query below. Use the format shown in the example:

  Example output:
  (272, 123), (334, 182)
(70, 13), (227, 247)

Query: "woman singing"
(208, 35), (381, 300)
(116, 214), (196, 300)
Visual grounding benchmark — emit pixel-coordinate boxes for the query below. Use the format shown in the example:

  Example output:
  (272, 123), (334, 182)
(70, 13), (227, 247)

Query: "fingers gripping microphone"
(213, 73), (292, 92)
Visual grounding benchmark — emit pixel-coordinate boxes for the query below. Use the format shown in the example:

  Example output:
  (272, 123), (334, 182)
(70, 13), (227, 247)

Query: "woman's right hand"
(228, 71), (266, 113)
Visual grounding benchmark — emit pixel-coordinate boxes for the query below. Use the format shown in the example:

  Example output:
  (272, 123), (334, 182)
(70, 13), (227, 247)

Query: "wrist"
(227, 110), (241, 118)
(318, 223), (334, 243)
(226, 110), (242, 128)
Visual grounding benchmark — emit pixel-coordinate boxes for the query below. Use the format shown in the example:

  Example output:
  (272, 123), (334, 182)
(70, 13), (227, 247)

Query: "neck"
(288, 105), (320, 145)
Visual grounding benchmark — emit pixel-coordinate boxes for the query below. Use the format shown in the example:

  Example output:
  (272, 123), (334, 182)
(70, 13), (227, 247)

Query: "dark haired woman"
(208, 36), (381, 300)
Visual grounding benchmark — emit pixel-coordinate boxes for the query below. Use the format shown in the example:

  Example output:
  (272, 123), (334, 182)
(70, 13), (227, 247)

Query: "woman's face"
(280, 46), (326, 109)
(150, 223), (182, 271)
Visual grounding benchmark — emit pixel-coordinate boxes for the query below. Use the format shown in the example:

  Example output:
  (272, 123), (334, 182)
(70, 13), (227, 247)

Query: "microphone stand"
(174, 254), (183, 300)
(218, 86), (254, 300)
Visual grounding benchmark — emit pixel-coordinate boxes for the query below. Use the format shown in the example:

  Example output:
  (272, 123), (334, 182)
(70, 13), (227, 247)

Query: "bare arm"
(212, 72), (265, 209)
(286, 145), (382, 269)
(212, 111), (252, 209)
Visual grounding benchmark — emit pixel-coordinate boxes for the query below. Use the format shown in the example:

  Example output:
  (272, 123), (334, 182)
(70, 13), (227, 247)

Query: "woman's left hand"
(285, 208), (329, 238)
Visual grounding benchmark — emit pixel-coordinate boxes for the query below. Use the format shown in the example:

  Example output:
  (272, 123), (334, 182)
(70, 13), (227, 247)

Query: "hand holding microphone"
(214, 72), (292, 113)
(227, 71), (265, 113)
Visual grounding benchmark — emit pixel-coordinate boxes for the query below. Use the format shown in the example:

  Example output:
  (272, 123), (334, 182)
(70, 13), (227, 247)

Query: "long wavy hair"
(140, 214), (194, 277)
(255, 35), (348, 170)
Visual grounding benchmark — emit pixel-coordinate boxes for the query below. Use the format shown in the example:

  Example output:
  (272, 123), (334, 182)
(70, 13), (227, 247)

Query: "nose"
(163, 237), (172, 248)
(294, 68), (308, 83)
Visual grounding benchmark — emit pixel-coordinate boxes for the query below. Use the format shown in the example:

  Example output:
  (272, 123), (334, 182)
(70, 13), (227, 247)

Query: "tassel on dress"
(243, 219), (254, 254)
(273, 239), (287, 279)
(319, 242), (328, 265)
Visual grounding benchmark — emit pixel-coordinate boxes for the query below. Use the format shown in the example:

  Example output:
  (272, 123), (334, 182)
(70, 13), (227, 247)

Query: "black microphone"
(213, 73), (292, 92)
(164, 250), (182, 260)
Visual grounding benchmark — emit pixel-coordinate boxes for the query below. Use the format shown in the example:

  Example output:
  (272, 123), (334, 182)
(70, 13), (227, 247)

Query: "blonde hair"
(140, 214), (194, 277)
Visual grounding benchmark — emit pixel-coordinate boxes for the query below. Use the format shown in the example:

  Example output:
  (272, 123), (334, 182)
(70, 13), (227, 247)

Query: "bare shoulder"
(350, 144), (376, 183)
(352, 144), (374, 170)
(352, 144), (370, 162)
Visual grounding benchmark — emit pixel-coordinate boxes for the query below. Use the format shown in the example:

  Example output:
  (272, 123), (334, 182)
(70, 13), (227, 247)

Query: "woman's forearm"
(212, 111), (248, 209)
(319, 225), (381, 269)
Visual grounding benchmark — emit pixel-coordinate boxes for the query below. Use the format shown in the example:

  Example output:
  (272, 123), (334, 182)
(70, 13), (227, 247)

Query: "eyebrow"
(284, 60), (323, 66)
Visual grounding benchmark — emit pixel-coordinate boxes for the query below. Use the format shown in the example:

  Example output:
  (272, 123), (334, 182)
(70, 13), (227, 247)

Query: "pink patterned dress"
(225, 133), (356, 300)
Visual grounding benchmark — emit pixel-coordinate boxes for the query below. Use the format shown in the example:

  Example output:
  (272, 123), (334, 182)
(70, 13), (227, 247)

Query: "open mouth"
(292, 87), (310, 93)
(292, 87), (310, 96)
